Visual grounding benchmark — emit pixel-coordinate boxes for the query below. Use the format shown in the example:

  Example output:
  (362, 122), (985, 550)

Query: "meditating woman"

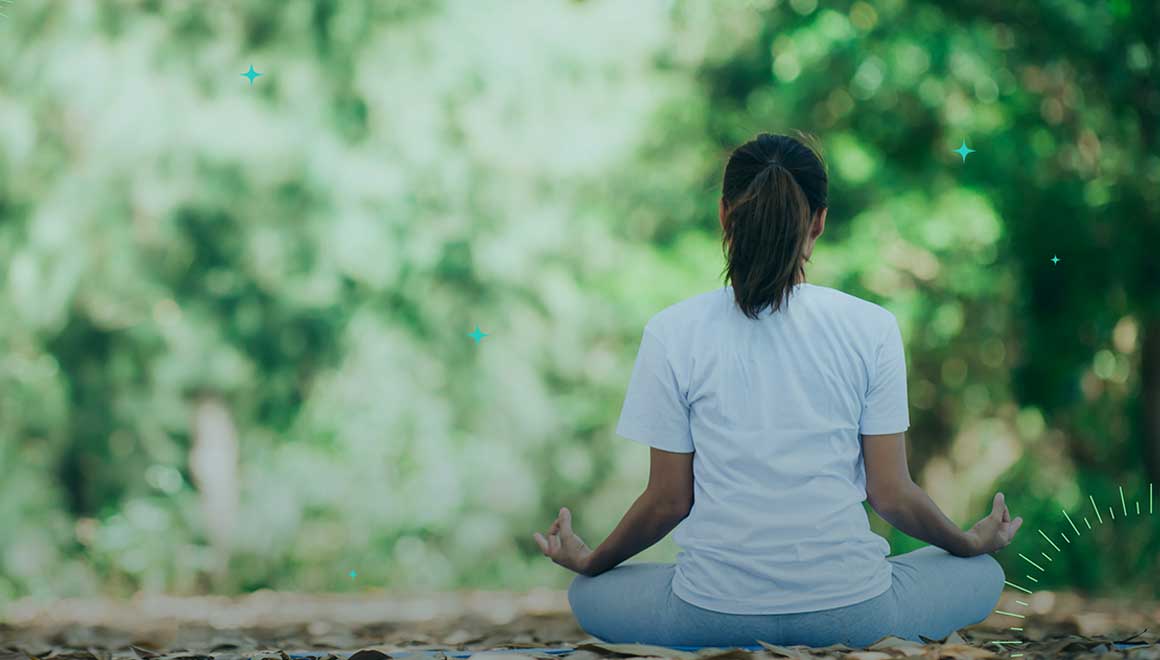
(532, 132), (1022, 647)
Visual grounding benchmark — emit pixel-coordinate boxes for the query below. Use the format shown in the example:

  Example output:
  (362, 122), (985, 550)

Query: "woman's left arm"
(533, 447), (694, 577)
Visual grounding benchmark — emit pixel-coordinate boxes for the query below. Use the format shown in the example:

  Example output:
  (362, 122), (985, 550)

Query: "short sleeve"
(615, 327), (695, 453)
(859, 315), (911, 436)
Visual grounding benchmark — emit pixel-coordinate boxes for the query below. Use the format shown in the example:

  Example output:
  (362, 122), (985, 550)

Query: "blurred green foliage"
(0, 0), (1157, 602)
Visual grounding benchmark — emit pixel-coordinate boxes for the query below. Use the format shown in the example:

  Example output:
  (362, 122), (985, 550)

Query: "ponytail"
(720, 133), (828, 319)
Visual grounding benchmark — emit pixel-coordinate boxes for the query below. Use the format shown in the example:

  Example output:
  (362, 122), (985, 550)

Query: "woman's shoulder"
(803, 284), (896, 324)
(643, 287), (731, 341)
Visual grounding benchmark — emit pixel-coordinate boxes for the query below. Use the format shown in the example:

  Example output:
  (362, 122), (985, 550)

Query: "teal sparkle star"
(241, 65), (263, 85)
(468, 326), (489, 343)
(953, 140), (976, 162)
(349, 569), (357, 578)
(1051, 255), (1060, 265)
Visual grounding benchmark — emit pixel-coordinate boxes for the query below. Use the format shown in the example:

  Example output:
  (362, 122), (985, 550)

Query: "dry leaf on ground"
(576, 644), (695, 660)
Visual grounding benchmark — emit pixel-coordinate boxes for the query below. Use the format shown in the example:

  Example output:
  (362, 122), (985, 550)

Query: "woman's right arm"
(862, 432), (1022, 557)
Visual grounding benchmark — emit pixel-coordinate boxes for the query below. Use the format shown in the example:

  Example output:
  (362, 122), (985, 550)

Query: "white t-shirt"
(615, 283), (910, 615)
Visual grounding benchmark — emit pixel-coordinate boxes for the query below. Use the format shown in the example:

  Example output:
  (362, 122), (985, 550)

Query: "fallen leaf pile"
(1, 591), (1157, 660)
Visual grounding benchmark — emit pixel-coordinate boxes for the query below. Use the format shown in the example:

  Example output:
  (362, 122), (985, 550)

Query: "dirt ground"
(1, 590), (1158, 660)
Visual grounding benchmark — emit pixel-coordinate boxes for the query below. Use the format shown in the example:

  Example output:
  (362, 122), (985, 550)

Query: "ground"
(1, 591), (1157, 660)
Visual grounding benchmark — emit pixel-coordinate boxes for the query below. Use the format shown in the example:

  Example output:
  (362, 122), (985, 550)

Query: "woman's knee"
(567, 575), (591, 616)
(967, 553), (1005, 620)
(567, 564), (675, 643)
(568, 574), (604, 636)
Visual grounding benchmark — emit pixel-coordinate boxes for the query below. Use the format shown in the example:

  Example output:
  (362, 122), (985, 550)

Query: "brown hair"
(720, 132), (828, 319)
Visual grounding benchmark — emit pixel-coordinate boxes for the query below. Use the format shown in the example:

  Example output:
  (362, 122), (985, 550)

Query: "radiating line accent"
(1120, 485), (1127, 516)
(1005, 580), (1032, 594)
(1040, 551), (1053, 562)
(1063, 509), (1081, 536)
(992, 641), (1023, 645)
(1019, 553), (1045, 571)
(1061, 532), (1070, 544)
(1038, 529), (1062, 552)
(995, 610), (1026, 619)
(1109, 506), (1115, 520)
(1085, 517), (1092, 529)
(1091, 495), (1104, 523)
(1010, 627), (1024, 632)
(1026, 574), (1039, 583)
(1016, 600), (1030, 607)
(1138, 501), (1141, 515)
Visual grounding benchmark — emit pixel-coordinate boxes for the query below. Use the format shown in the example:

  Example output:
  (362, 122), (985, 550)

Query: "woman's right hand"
(965, 492), (1023, 555)
(533, 507), (594, 576)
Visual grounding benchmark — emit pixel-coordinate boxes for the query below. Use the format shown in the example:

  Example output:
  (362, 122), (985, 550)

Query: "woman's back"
(616, 283), (909, 614)
(535, 132), (1017, 647)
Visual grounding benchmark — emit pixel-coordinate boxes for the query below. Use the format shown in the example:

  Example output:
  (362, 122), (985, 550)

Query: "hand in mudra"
(533, 507), (594, 575)
(967, 492), (1023, 555)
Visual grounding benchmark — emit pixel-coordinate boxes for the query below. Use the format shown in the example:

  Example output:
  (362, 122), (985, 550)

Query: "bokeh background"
(1, 0), (1158, 606)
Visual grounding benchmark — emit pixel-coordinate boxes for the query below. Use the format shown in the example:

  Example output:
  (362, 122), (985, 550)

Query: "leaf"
(130, 649), (158, 660)
(348, 651), (391, 660)
(557, 651), (606, 660)
(868, 637), (924, 655)
(1127, 646), (1160, 660)
(810, 645), (855, 653)
(576, 643), (695, 660)
(755, 642), (806, 659)
(945, 632), (967, 645)
(692, 649), (753, 660)
(843, 652), (891, 660)
(932, 644), (1000, 659)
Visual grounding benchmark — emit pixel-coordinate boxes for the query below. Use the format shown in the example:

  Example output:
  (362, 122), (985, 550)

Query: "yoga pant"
(568, 546), (1004, 648)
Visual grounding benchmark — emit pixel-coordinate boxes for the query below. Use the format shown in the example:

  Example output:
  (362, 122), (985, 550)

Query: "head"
(719, 132), (828, 319)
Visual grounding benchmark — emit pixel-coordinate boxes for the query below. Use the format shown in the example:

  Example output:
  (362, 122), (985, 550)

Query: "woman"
(533, 132), (1022, 648)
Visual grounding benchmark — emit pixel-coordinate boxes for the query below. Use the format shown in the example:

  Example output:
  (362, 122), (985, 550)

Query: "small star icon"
(953, 140), (976, 162)
(241, 65), (263, 85)
(468, 326), (489, 344)
(1051, 255), (1060, 265)
(349, 570), (357, 579)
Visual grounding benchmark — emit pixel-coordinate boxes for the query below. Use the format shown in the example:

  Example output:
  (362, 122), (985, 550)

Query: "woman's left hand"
(533, 507), (593, 575)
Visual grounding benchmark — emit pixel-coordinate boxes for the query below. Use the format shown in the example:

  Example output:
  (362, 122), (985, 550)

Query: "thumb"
(559, 507), (574, 536)
(992, 492), (1005, 518)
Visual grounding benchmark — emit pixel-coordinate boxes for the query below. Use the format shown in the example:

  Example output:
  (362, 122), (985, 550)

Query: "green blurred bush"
(0, 0), (1156, 599)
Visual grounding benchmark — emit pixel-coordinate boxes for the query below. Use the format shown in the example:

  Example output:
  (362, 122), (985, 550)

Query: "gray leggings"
(568, 546), (1005, 648)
